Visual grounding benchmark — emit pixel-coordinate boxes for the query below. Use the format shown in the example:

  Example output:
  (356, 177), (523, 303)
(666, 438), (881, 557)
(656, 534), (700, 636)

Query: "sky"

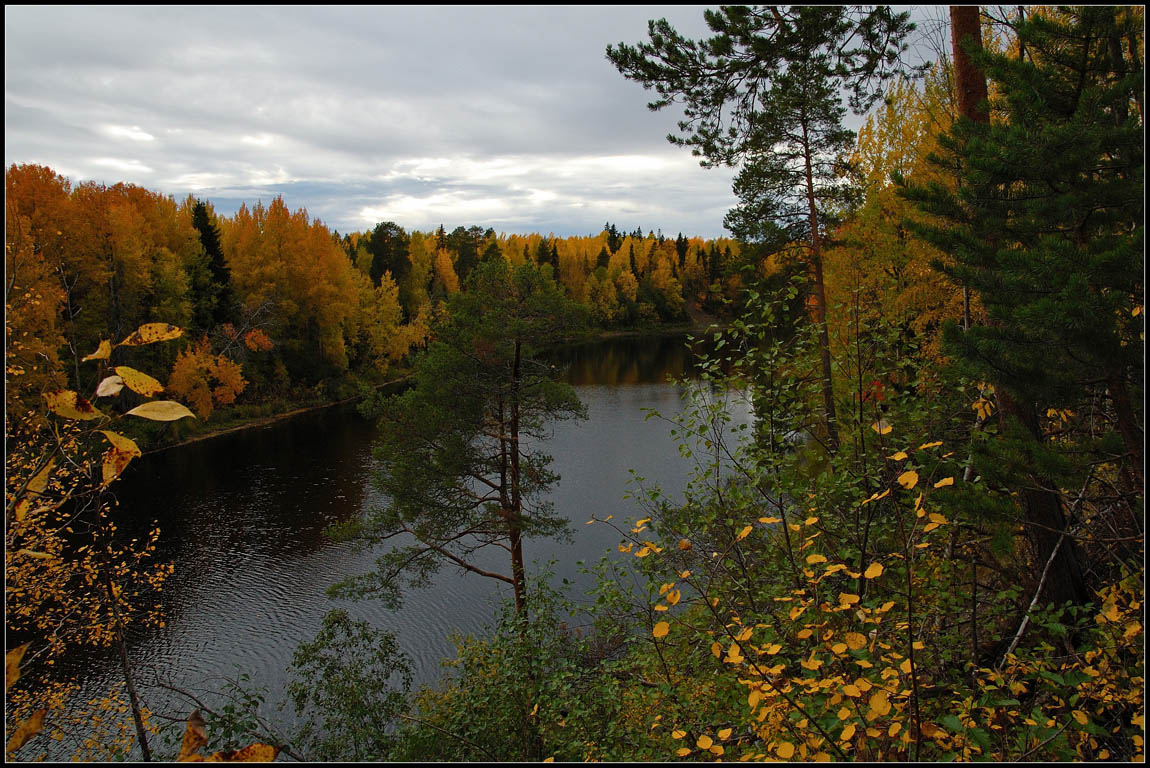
(5, 5), (944, 239)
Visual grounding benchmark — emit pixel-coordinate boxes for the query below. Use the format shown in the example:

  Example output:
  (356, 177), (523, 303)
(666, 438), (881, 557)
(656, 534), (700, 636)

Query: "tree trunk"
(102, 568), (152, 761)
(950, 7), (989, 123)
(508, 339), (527, 616)
(799, 114), (840, 454)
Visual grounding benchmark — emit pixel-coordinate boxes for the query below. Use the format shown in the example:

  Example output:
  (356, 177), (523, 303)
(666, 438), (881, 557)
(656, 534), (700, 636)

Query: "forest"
(4, 5), (1144, 763)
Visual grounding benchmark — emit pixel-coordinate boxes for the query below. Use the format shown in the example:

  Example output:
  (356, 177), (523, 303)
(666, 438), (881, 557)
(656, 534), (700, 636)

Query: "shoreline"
(144, 319), (726, 455)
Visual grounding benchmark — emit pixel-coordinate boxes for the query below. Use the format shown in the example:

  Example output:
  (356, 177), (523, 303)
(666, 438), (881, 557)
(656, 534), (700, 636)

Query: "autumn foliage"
(167, 338), (246, 420)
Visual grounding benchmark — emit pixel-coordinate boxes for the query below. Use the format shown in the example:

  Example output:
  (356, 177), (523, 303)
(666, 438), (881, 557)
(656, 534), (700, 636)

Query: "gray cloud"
(5, 6), (936, 239)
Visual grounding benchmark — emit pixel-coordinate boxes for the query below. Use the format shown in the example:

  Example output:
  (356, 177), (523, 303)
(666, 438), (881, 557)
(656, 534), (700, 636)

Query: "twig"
(998, 529), (1066, 667)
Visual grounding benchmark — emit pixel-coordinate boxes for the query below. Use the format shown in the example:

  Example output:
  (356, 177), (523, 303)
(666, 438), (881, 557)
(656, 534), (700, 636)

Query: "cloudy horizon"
(5, 5), (942, 239)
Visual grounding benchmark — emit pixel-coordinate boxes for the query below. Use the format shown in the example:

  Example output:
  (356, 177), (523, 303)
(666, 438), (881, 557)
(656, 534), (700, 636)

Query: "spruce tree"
(190, 199), (233, 327)
(901, 6), (1144, 606)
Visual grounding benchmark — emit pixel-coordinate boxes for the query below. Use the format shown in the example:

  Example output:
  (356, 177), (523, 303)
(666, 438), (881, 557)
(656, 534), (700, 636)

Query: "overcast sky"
(5, 5), (942, 239)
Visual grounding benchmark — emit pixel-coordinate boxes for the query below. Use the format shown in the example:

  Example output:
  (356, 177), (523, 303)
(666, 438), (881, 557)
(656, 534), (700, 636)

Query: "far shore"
(143, 317), (727, 456)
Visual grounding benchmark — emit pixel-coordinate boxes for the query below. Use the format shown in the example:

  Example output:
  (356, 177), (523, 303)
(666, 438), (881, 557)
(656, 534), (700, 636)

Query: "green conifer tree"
(900, 6), (1144, 605)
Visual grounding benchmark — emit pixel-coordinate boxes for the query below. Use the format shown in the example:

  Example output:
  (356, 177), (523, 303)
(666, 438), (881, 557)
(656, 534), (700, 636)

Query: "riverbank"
(144, 316), (727, 455)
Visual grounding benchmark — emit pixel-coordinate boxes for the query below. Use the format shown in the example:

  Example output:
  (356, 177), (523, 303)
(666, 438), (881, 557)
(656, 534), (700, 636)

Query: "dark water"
(63, 334), (753, 752)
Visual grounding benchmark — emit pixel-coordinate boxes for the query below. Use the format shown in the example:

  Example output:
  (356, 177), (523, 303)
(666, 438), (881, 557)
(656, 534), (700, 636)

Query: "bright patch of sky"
(4, 5), (942, 238)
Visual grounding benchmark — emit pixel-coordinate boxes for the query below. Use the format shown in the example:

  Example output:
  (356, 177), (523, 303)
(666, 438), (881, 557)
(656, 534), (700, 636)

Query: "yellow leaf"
(889, 722), (902, 737)
(837, 706), (852, 720)
(118, 322), (183, 346)
(863, 562), (884, 579)
(543, 759), (554, 764)
(178, 710), (208, 761)
(678, 538), (692, 551)
(868, 689), (891, 717)
(1072, 710), (1088, 726)
(5, 709), (46, 754)
(98, 430), (142, 487)
(666, 590), (681, 606)
(845, 632), (867, 650)
(43, 389), (101, 420)
(711, 641), (722, 658)
(862, 488), (889, 505)
(897, 470), (919, 489)
(840, 723), (856, 741)
(843, 684), (861, 697)
(831, 642), (848, 654)
(806, 553), (827, 564)
(125, 400), (197, 422)
(736, 525), (753, 541)
(82, 339), (113, 362)
(933, 477), (954, 489)
(672, 729), (686, 740)
(918, 441), (942, 449)
(804, 515), (819, 526)
(14, 458), (56, 523)
(205, 744), (280, 762)
(765, 643), (782, 655)
(709, 745), (724, 756)
(6, 644), (29, 692)
(759, 516), (782, 524)
(676, 748), (691, 757)
(887, 451), (908, 461)
(838, 593), (860, 606)
(653, 621), (669, 639)
(776, 741), (795, 759)
(697, 734), (713, 750)
(718, 728), (732, 740)
(871, 419), (892, 435)
(726, 643), (745, 664)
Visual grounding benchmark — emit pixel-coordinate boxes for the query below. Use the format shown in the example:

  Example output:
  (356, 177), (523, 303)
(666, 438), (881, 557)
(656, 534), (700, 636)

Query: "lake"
(61, 333), (754, 755)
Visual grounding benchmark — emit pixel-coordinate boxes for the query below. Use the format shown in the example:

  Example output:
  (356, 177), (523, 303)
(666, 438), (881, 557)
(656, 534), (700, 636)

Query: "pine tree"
(608, 6), (917, 453)
(330, 259), (587, 616)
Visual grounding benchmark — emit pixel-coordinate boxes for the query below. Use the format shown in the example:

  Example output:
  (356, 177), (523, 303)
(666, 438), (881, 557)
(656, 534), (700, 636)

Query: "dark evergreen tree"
(446, 225), (487, 285)
(190, 199), (233, 327)
(900, 6), (1144, 606)
(608, 6), (917, 453)
(367, 221), (411, 291)
(596, 245), (610, 271)
(675, 232), (688, 269)
(605, 222), (622, 253)
(331, 259), (587, 616)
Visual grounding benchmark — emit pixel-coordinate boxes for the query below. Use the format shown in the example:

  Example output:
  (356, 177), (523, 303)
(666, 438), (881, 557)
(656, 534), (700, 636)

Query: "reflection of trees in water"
(550, 335), (699, 386)
(111, 403), (374, 565)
